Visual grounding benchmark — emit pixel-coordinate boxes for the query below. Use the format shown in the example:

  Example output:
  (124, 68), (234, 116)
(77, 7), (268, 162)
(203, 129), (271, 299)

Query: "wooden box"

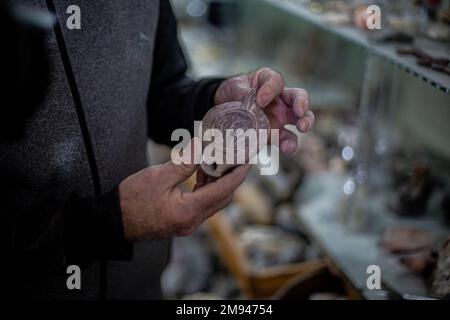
(208, 213), (327, 299)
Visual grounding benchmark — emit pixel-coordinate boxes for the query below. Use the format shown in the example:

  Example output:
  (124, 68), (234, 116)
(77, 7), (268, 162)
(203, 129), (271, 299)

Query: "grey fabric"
(0, 0), (169, 299)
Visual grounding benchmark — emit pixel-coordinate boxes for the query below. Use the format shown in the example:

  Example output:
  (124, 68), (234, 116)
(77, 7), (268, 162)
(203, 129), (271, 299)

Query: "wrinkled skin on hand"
(120, 139), (250, 241)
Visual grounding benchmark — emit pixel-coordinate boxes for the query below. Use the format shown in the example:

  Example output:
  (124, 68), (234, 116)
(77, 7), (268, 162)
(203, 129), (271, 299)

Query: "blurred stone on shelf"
(380, 225), (434, 254)
(238, 225), (309, 270)
(162, 227), (242, 299)
(430, 236), (450, 298)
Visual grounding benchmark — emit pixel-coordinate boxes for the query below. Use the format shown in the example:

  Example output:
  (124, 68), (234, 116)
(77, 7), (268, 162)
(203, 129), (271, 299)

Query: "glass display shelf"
(262, 0), (450, 94)
(294, 171), (450, 300)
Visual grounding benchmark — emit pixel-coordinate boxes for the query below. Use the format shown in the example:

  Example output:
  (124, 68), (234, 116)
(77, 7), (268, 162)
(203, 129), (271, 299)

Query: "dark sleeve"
(0, 174), (132, 274)
(147, 0), (224, 146)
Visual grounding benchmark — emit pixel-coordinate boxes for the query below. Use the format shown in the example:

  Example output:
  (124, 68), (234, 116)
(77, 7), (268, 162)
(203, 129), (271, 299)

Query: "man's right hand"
(118, 143), (250, 241)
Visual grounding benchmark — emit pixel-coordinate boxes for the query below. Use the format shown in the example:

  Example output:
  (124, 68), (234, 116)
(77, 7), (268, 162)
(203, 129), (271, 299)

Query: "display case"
(174, 0), (450, 299)
(236, 0), (450, 300)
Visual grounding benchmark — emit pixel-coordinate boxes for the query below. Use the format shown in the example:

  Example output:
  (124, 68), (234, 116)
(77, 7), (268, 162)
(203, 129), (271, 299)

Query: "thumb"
(165, 137), (201, 185)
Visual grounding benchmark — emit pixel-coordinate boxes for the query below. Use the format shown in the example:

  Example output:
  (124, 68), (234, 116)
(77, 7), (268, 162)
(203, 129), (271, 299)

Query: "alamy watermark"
(63, 3), (382, 31)
(66, 265), (81, 290)
(171, 122), (281, 176)
(366, 5), (382, 30)
(366, 265), (382, 290)
(66, 5), (81, 30)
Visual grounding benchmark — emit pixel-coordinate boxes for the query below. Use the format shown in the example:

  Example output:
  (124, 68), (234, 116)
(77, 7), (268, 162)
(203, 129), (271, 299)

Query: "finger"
(166, 138), (201, 185)
(193, 168), (221, 191)
(216, 75), (251, 103)
(280, 88), (310, 117)
(252, 68), (284, 108)
(279, 128), (298, 154)
(165, 161), (198, 186)
(194, 168), (208, 191)
(190, 164), (251, 210)
(296, 111), (315, 133)
(207, 176), (218, 184)
(193, 168), (218, 191)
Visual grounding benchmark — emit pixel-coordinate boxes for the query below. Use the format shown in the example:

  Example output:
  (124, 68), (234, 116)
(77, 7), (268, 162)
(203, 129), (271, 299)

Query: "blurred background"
(149, 0), (450, 300)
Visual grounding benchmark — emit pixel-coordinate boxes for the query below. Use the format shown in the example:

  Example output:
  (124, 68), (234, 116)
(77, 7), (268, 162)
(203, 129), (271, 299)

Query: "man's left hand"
(214, 68), (315, 154)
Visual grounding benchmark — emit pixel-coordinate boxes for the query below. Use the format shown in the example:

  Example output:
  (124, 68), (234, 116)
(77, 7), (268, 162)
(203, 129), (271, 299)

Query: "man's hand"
(119, 139), (250, 241)
(215, 68), (315, 155)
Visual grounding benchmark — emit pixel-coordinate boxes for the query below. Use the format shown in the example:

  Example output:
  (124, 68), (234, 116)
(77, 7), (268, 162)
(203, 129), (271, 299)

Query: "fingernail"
(304, 118), (311, 131)
(282, 140), (294, 154)
(299, 118), (310, 132)
(259, 93), (271, 106)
